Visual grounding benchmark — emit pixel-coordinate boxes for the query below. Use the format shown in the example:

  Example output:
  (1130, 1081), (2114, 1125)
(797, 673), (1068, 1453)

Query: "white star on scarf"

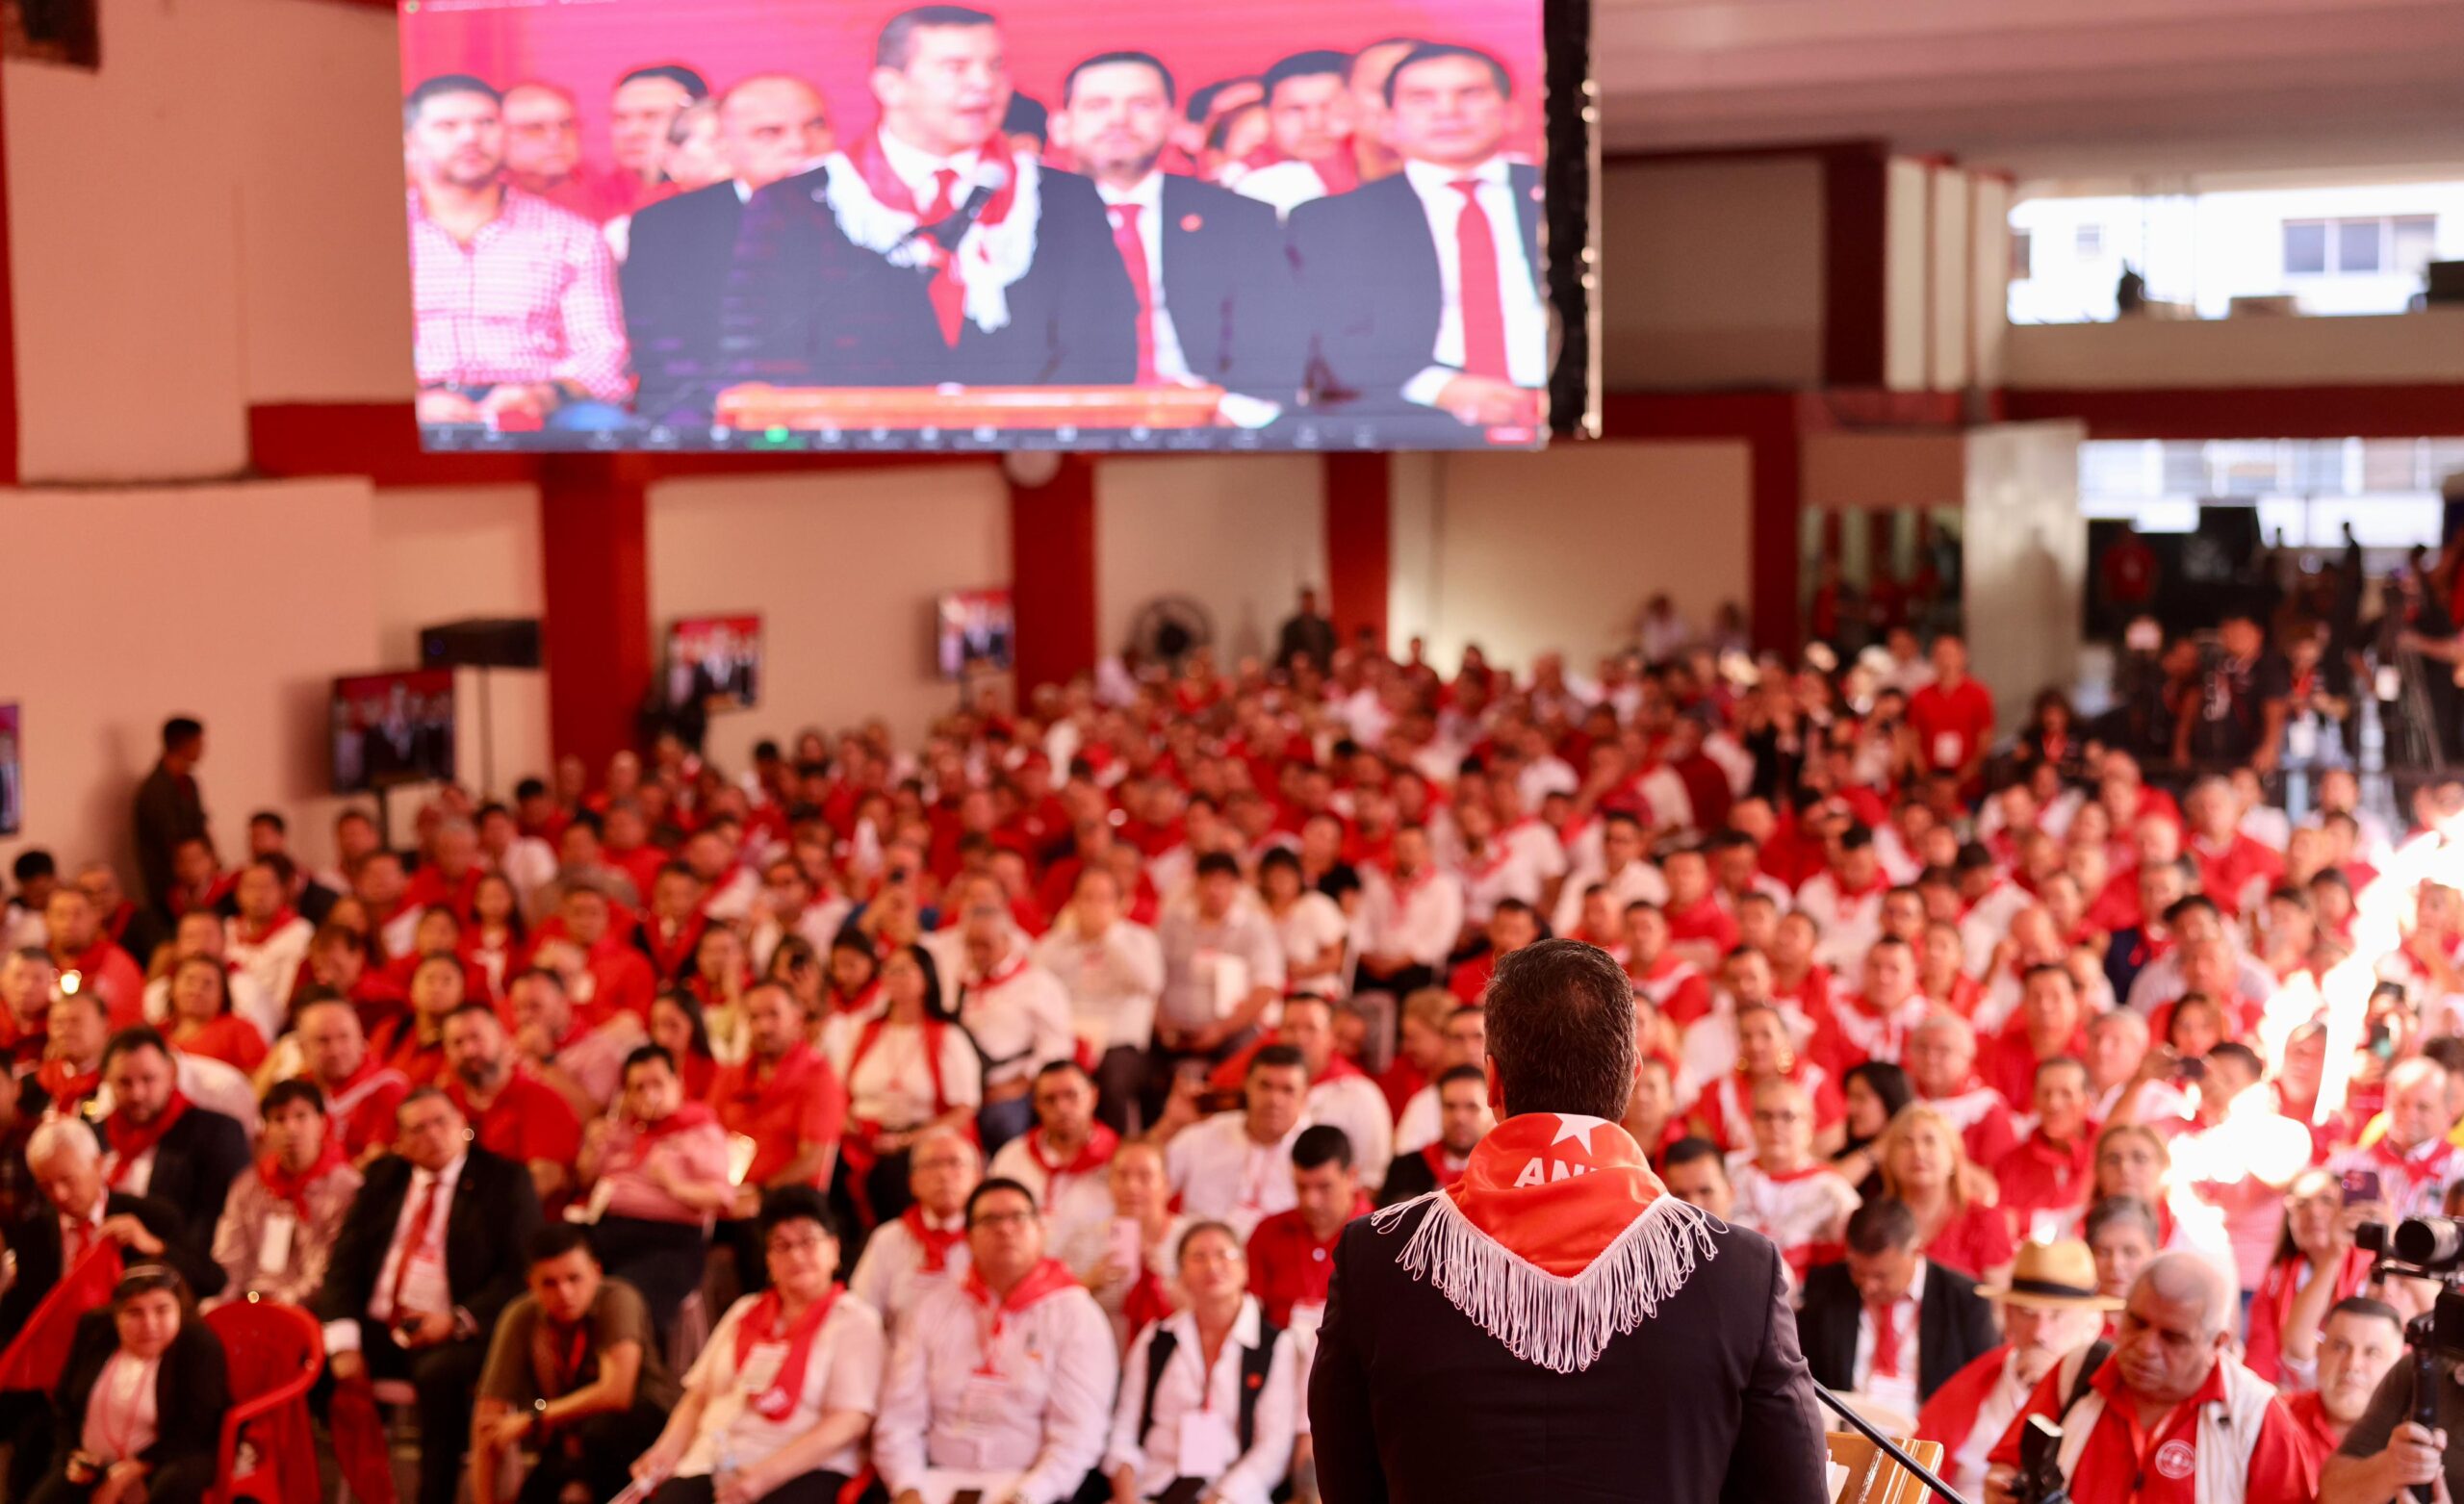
(1550, 1114), (1608, 1154)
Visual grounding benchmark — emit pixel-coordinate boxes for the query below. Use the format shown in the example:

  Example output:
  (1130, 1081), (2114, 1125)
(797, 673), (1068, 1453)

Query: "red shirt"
(171, 1014), (267, 1075)
(1991, 1130), (2097, 1241)
(58, 942), (146, 1031)
(2282, 1390), (2343, 1476)
(1908, 677), (1996, 774)
(2244, 1248), (2375, 1385)
(448, 1068), (582, 1174)
(713, 1043), (848, 1187)
(1446, 951), (1499, 1004)
(1246, 1198), (1369, 1328)
(1926, 1199), (2016, 1282)
(1664, 895), (1741, 957)
(2190, 833), (2284, 919)
(1988, 1354), (2318, 1504)
(579, 938), (658, 1028)
(319, 1059), (411, 1160)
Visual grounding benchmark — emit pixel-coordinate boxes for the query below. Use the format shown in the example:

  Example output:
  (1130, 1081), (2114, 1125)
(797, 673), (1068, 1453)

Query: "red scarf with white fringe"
(1377, 1111), (1710, 1373)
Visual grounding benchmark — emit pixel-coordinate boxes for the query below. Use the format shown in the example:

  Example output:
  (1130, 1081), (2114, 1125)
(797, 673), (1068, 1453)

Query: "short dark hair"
(758, 1185), (839, 1243)
(250, 810), (288, 835)
(1292, 1124), (1354, 1173)
(2205, 1041), (2263, 1078)
(100, 1026), (172, 1072)
(877, 6), (996, 70)
(262, 1079), (325, 1116)
(1065, 50), (1176, 106)
(1381, 41), (1512, 104)
(1195, 852), (1242, 881)
(2034, 1054), (2090, 1089)
(621, 1044), (677, 1081)
(514, 777), (548, 802)
(2326, 1295), (2403, 1336)
(1845, 1196), (1920, 1256)
(160, 716), (204, 752)
(404, 74), (500, 130)
(11, 851), (53, 882)
(965, 1177), (1038, 1226)
(1249, 1042), (1307, 1077)
(1661, 1135), (1727, 1177)
(1263, 49), (1351, 102)
(1033, 1058), (1094, 1090)
(527, 1224), (598, 1266)
(1435, 1063), (1487, 1093)
(617, 64), (709, 98)
(1482, 939), (1634, 1120)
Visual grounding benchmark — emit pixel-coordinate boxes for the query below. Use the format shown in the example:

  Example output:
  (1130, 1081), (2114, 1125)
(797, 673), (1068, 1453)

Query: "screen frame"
(1542, 0), (1599, 440)
(937, 587), (1018, 681)
(665, 613), (766, 713)
(329, 669), (460, 795)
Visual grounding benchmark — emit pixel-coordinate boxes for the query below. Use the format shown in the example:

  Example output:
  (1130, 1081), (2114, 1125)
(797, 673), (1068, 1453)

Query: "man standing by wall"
(132, 716), (208, 922)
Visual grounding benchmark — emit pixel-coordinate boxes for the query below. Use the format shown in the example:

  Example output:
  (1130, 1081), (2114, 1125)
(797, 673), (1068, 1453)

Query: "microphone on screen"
(911, 159), (1012, 253)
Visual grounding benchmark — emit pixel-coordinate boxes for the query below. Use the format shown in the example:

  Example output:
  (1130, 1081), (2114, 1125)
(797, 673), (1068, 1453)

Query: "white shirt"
(142, 969), (280, 1048)
(1351, 866), (1465, 969)
(1396, 156), (1549, 404)
(1095, 172), (1191, 383)
(324, 1152), (466, 1354)
(831, 1021), (985, 1129)
(1945, 1349), (2036, 1501)
(224, 917), (313, 1015)
(1034, 918), (1167, 1054)
(956, 946), (1076, 1091)
(1498, 817), (1568, 885)
(1851, 1260), (1926, 1420)
(1308, 1073), (1396, 1189)
(878, 129), (985, 217)
(1453, 843), (1541, 925)
(849, 1211), (973, 1337)
(1106, 1296), (1299, 1504)
(678, 1291), (886, 1480)
(988, 1133), (1117, 1236)
(1232, 158), (1332, 219)
(1551, 859), (1668, 941)
(873, 1278), (1117, 1504)
(1794, 873), (1886, 977)
(488, 835), (559, 912)
(1267, 891), (1351, 1002)
(1168, 1111), (1308, 1240)
(1727, 1160), (1859, 1272)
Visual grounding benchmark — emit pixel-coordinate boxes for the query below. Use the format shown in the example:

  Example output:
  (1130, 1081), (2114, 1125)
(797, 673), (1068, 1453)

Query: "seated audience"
(1107, 1220), (1299, 1504)
(27, 1264), (228, 1504)
(2284, 1297), (2403, 1473)
(210, 1079), (361, 1306)
(1246, 1124), (1368, 1334)
(95, 1028), (249, 1278)
(832, 946), (983, 1226)
(1165, 1044), (1311, 1239)
(1912, 1237), (2117, 1500)
(1379, 1063), (1487, 1204)
(443, 1003), (585, 1207)
(987, 1059), (1119, 1232)
(848, 1126), (980, 1336)
(575, 1044), (733, 1331)
(1798, 1197), (2000, 1415)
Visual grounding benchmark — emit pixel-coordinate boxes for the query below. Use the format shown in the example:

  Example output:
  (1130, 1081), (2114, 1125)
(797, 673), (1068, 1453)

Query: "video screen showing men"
(396, 1), (1553, 450)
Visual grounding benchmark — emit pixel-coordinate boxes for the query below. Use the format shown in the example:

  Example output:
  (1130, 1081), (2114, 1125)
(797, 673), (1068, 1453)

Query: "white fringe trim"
(817, 149), (1041, 336)
(1370, 1192), (1721, 1375)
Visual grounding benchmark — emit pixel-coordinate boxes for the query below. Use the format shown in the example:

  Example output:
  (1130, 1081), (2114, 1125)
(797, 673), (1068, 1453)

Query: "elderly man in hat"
(1914, 1239), (2118, 1501)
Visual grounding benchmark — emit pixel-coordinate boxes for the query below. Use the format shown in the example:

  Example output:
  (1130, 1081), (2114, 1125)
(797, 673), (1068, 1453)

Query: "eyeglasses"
(971, 1210), (1036, 1230)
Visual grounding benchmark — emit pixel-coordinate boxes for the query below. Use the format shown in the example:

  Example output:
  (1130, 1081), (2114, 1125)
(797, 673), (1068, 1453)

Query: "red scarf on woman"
(732, 1285), (842, 1421)
(258, 1138), (348, 1212)
(105, 1093), (192, 1185)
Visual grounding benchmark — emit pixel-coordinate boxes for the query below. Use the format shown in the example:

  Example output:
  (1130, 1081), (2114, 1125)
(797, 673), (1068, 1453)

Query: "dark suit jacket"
(624, 180), (746, 423)
(1149, 175), (1304, 402)
(1375, 1148), (1441, 1208)
(101, 1107), (249, 1275)
(727, 160), (1140, 391)
(130, 766), (206, 917)
(312, 1147), (543, 1337)
(1795, 1259), (2001, 1404)
(50, 1310), (228, 1471)
(1309, 1202), (1830, 1503)
(0, 1192), (212, 1344)
(1287, 165), (1544, 416)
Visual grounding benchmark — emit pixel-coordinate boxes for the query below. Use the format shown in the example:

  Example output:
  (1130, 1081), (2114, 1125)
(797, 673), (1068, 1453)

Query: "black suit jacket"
(1148, 175), (1304, 402)
(1309, 1202), (1830, 1503)
(1374, 1149), (1441, 1208)
(0, 1192), (212, 1344)
(312, 1147), (543, 1337)
(50, 1310), (228, 1471)
(624, 181), (746, 423)
(1287, 165), (1544, 416)
(727, 159), (1140, 391)
(1795, 1259), (2001, 1404)
(103, 1108), (249, 1278)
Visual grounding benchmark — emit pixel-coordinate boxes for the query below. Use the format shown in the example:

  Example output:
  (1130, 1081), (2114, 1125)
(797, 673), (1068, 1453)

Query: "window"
(2338, 219), (2383, 274)
(2396, 216), (2439, 277)
(2284, 220), (2328, 275)
(2074, 223), (2103, 257)
(2010, 230), (2033, 281)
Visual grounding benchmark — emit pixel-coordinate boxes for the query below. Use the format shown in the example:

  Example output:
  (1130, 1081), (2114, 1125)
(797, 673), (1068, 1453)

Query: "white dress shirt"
(1351, 866), (1465, 969)
(1094, 171), (1191, 381)
(878, 129), (984, 217)
(832, 1022), (985, 1129)
(873, 1277), (1117, 1504)
(1106, 1296), (1299, 1504)
(677, 1291), (886, 1480)
(988, 1133), (1117, 1234)
(849, 1211), (973, 1336)
(1167, 1112), (1308, 1240)
(1944, 1348), (2034, 1501)
(1396, 155), (1548, 407)
(957, 948), (1078, 1092)
(1307, 1073), (1395, 1189)
(224, 917), (313, 1018)
(324, 1152), (465, 1354)
(1851, 1260), (1926, 1421)
(1036, 918), (1167, 1054)
(1551, 859), (1668, 940)
(1453, 843), (1541, 925)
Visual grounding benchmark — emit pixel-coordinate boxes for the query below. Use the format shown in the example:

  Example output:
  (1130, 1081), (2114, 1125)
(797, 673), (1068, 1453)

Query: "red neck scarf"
(848, 128), (1023, 346)
(258, 1138), (348, 1212)
(901, 1204), (967, 1273)
(619, 1100), (716, 1171)
(1421, 1141), (1469, 1188)
(962, 1257), (1079, 1341)
(1443, 1112), (1667, 1277)
(1026, 1122), (1119, 1187)
(732, 1284), (842, 1421)
(37, 1058), (99, 1109)
(106, 1092), (192, 1185)
(236, 908), (299, 946)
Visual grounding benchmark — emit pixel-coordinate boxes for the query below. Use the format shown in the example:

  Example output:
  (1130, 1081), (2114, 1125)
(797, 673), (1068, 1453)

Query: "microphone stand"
(1813, 1381), (1974, 1504)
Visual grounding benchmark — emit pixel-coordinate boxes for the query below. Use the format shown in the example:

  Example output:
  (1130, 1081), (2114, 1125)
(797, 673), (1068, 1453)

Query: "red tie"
(924, 166), (966, 348)
(1867, 1299), (1901, 1380)
(387, 1177), (440, 1323)
(1450, 178), (1510, 382)
(1109, 203), (1160, 386)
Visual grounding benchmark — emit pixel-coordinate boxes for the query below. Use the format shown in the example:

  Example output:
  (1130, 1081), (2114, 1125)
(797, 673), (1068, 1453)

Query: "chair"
(205, 1297), (325, 1504)
(1825, 1432), (1948, 1504)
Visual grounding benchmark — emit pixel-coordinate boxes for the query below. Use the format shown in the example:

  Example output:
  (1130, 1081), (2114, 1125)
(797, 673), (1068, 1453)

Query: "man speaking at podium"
(728, 5), (1139, 391)
(1308, 938), (1830, 1502)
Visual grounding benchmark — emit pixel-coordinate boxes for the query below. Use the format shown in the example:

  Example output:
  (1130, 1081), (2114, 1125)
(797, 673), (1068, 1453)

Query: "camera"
(2361, 1215), (2464, 1277)
(2360, 1214), (2464, 1502)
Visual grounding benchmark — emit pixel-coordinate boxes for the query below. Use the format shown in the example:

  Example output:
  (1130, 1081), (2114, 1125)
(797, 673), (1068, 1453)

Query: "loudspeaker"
(420, 618), (542, 670)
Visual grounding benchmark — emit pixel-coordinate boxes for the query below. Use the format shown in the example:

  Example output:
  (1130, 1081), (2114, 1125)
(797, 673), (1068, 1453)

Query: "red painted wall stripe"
(1323, 453), (1391, 654)
(1009, 456), (1098, 692)
(1821, 146), (1891, 391)
(2001, 384), (2464, 440)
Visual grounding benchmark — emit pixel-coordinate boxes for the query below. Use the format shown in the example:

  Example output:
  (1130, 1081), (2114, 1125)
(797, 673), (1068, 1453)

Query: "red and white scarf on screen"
(1372, 1111), (1715, 1374)
(819, 129), (1040, 340)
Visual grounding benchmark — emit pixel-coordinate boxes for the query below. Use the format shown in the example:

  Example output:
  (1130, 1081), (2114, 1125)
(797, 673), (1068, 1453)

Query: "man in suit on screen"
(727, 5), (1139, 392)
(1057, 51), (1305, 426)
(1289, 43), (1548, 437)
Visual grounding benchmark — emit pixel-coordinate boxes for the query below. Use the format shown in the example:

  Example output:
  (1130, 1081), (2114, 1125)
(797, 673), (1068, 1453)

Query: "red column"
(1821, 144), (1890, 390)
(539, 455), (654, 770)
(1323, 453), (1391, 653)
(1009, 455), (1098, 692)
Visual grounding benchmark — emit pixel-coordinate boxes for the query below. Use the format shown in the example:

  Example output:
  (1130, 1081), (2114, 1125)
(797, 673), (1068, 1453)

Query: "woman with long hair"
(649, 989), (720, 1101)
(2081, 1120), (2233, 1265)
(1874, 1102), (2015, 1286)
(827, 944), (981, 1227)
(1830, 1059), (1913, 1199)
(463, 873), (528, 1002)
(161, 956), (266, 1074)
(1693, 1002), (1845, 1154)
(2245, 1166), (2378, 1387)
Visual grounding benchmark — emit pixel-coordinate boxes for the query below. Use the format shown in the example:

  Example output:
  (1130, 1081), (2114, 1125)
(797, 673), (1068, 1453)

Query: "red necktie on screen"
(1867, 1299), (1901, 1380)
(925, 166), (966, 347)
(387, 1176), (440, 1323)
(1450, 178), (1510, 382)
(1108, 203), (1160, 386)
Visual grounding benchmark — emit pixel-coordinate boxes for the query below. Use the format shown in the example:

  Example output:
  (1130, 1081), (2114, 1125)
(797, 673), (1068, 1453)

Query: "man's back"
(1309, 1200), (1829, 1503)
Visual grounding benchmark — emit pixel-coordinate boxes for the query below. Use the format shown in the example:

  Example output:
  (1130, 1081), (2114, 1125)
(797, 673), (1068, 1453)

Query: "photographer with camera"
(2322, 1215), (2464, 1503)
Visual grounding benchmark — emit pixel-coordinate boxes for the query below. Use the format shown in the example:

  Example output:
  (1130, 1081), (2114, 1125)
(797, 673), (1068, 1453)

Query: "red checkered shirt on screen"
(406, 187), (631, 402)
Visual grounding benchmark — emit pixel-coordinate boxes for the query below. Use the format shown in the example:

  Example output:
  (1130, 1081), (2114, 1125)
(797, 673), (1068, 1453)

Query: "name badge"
(258, 1211), (296, 1276)
(1177, 1410), (1241, 1477)
(1933, 731), (1963, 768)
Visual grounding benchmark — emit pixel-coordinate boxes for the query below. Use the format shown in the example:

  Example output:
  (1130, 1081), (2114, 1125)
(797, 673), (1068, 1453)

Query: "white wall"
(1972, 175), (2015, 389)
(1929, 166), (1972, 390)
(1599, 157), (1827, 392)
(1963, 422), (2089, 730)
(1410, 441), (1753, 671)
(647, 468), (1013, 765)
(370, 487), (551, 801)
(1094, 457), (1325, 665)
(0, 479), (384, 881)
(1885, 157), (1935, 394)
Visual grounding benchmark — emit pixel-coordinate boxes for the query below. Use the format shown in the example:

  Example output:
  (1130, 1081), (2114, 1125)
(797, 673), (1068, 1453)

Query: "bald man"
(1984, 1251), (2317, 1504)
(623, 73), (834, 422)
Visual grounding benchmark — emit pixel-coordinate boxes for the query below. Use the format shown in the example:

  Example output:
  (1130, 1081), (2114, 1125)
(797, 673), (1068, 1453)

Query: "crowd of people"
(2, 592), (2463, 1503)
(407, 6), (1548, 442)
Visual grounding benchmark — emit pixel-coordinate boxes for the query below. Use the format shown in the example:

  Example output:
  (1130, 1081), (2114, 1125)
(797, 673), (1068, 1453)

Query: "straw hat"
(1976, 1238), (2123, 1311)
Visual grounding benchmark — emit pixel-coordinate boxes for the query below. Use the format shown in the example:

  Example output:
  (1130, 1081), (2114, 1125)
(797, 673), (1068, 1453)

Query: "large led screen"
(395, 0), (1578, 453)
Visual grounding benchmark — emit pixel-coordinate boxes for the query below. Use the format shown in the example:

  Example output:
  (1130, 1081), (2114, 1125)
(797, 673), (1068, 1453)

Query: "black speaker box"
(420, 618), (542, 670)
